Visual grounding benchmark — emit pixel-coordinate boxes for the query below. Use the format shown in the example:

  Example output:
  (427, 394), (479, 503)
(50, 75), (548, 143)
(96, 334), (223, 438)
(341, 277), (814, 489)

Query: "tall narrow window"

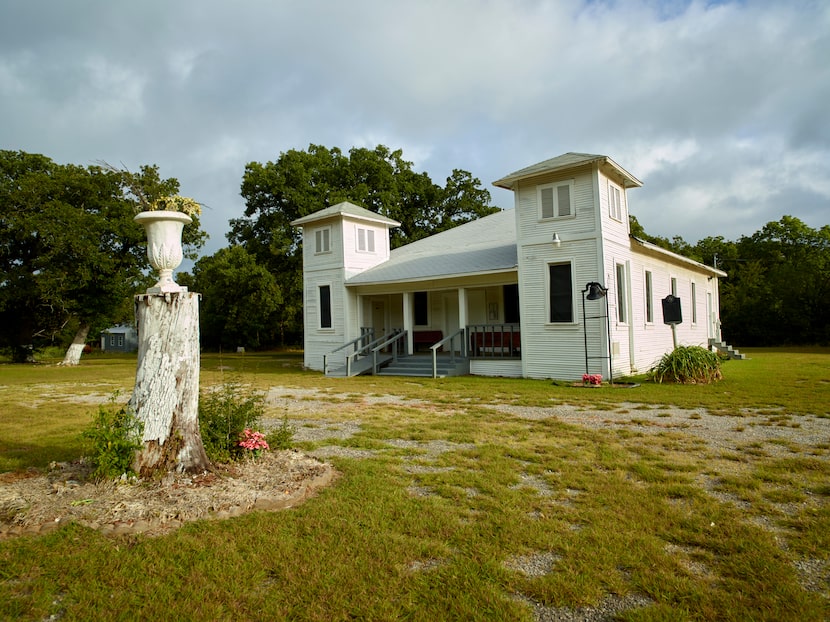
(691, 282), (697, 324)
(503, 284), (520, 324)
(414, 291), (428, 326)
(539, 181), (573, 220)
(616, 263), (627, 323)
(548, 263), (573, 323)
(609, 183), (623, 221)
(645, 270), (654, 323)
(319, 285), (332, 329)
(315, 227), (330, 254)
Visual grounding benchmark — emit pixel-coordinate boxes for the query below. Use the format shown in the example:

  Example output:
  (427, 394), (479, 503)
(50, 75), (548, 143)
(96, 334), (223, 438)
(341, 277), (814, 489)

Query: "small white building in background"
(100, 324), (138, 353)
(292, 153), (727, 380)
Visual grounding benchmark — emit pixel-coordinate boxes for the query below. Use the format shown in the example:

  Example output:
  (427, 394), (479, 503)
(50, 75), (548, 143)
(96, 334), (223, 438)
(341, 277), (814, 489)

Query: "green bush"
(649, 345), (723, 384)
(199, 381), (267, 462)
(82, 399), (144, 481)
(268, 414), (295, 451)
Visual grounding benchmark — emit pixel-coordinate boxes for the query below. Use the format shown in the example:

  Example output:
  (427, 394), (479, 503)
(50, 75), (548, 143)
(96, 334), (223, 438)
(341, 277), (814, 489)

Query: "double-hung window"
(315, 227), (331, 254)
(548, 263), (573, 323)
(691, 282), (697, 324)
(319, 285), (332, 329)
(357, 227), (375, 253)
(645, 270), (654, 323)
(616, 263), (628, 323)
(538, 181), (573, 220)
(609, 183), (623, 221)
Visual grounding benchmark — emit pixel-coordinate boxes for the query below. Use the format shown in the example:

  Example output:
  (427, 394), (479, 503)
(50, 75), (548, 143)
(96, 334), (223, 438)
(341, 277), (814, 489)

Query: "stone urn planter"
(134, 210), (191, 293)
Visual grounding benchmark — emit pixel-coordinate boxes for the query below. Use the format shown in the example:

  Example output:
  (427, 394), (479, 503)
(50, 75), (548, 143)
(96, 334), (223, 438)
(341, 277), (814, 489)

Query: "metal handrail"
(323, 329), (374, 376)
(430, 328), (467, 378)
(371, 329), (407, 374)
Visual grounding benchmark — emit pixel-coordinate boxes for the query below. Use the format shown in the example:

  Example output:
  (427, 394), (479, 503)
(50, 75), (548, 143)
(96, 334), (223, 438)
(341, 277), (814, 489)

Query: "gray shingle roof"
(346, 209), (517, 285)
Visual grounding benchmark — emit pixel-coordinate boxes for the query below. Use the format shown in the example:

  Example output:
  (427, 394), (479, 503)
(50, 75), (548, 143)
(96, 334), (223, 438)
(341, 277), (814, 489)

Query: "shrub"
(199, 381), (267, 462)
(82, 398), (144, 481)
(268, 414), (295, 451)
(649, 345), (723, 384)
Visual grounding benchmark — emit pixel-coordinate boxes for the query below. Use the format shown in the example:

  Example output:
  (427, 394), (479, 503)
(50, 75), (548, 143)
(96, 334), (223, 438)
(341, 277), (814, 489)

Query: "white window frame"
(691, 281), (698, 324)
(537, 180), (575, 221)
(314, 226), (331, 254)
(608, 182), (623, 222)
(645, 270), (654, 324)
(318, 283), (333, 330)
(615, 263), (628, 324)
(356, 226), (375, 253)
(546, 261), (575, 325)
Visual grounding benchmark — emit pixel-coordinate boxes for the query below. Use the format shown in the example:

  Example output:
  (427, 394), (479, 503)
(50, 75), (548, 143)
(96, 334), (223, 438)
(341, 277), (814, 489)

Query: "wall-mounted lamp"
(552, 232), (562, 247)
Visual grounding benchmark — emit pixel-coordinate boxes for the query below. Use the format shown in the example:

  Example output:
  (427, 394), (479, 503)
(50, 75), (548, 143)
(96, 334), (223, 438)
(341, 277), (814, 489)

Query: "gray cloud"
(1, 0), (827, 263)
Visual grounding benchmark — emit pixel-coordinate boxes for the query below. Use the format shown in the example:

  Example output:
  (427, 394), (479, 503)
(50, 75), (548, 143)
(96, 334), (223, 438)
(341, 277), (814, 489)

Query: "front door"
(707, 292), (717, 340)
(442, 293), (460, 353)
(372, 300), (386, 340)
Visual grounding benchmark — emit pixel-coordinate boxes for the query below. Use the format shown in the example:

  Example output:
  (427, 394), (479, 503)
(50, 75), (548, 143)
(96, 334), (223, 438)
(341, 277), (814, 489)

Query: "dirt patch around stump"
(0, 449), (336, 540)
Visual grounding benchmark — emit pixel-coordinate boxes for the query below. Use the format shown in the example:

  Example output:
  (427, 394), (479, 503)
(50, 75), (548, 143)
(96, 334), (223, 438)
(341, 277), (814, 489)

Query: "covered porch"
(325, 280), (524, 377)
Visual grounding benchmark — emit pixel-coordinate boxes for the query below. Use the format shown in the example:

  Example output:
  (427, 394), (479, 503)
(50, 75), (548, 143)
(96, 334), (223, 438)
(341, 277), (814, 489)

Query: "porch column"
(403, 291), (413, 355)
(457, 288), (468, 333)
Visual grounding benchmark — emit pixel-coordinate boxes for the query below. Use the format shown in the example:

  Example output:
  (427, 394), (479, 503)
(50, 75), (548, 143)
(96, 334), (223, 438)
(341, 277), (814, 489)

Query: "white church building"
(291, 152), (728, 380)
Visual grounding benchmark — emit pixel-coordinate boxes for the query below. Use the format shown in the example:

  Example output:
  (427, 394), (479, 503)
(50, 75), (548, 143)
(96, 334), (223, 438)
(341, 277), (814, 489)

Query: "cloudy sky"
(2, 0), (828, 261)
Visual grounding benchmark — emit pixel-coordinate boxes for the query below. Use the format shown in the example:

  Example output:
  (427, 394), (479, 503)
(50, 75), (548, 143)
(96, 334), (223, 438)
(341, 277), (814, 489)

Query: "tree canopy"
(0, 150), (207, 361)
(632, 214), (830, 346)
(187, 245), (283, 350)
(228, 144), (498, 343)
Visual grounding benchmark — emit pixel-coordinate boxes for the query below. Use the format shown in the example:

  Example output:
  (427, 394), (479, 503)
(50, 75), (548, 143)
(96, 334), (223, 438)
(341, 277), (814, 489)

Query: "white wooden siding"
(627, 249), (717, 373)
(470, 359), (523, 378)
(342, 216), (391, 278)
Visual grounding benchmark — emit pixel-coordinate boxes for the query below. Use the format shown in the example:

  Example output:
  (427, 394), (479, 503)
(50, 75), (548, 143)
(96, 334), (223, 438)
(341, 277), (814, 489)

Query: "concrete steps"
(709, 339), (746, 360)
(377, 354), (469, 378)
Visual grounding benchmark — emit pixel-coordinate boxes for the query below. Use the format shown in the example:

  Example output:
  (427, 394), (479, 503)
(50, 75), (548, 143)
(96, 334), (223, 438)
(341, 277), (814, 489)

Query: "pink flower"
(239, 428), (270, 453)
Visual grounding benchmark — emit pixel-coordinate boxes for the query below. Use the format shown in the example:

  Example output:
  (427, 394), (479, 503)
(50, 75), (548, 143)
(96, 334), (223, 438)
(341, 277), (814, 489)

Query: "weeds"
(198, 380), (268, 462)
(649, 345), (723, 384)
(81, 395), (143, 481)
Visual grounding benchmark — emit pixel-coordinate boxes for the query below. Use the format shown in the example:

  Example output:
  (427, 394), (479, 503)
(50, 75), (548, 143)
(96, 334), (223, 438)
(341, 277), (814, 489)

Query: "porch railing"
(371, 329), (407, 374)
(430, 328), (467, 378)
(323, 328), (375, 376)
(467, 324), (521, 359)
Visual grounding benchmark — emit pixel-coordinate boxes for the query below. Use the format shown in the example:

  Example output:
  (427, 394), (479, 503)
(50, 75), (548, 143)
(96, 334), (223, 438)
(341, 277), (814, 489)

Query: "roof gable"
(493, 152), (642, 190)
(290, 201), (400, 228)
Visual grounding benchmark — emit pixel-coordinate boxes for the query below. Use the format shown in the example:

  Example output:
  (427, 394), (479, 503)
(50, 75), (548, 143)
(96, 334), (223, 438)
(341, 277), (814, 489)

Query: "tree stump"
(130, 292), (209, 476)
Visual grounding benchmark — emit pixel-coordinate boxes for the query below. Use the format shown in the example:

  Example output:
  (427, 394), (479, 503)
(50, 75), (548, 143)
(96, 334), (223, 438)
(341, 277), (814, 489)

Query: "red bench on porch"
(413, 330), (443, 352)
(469, 330), (521, 357)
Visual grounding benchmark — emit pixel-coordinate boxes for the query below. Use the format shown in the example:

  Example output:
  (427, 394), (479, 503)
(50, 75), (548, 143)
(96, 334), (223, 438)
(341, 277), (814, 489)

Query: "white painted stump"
(130, 292), (209, 476)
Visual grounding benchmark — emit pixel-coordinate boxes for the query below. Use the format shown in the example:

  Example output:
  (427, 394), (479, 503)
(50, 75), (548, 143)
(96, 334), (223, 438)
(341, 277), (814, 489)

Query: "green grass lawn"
(1, 348), (828, 621)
